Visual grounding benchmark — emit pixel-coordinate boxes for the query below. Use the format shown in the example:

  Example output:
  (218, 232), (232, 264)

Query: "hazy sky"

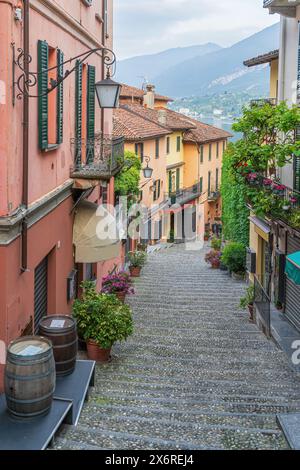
(114, 0), (279, 60)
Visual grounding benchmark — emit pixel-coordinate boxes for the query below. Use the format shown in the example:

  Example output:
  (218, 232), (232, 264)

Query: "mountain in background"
(116, 43), (222, 88)
(117, 24), (279, 98)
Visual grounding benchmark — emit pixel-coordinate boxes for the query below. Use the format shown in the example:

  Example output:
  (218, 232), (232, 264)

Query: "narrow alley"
(55, 245), (300, 450)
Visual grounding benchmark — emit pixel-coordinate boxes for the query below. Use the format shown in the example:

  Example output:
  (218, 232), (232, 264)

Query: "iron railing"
(167, 181), (202, 205)
(70, 135), (124, 179)
(254, 274), (271, 337)
(207, 188), (220, 202)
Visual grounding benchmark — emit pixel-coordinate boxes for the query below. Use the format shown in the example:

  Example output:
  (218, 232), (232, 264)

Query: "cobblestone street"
(55, 245), (300, 450)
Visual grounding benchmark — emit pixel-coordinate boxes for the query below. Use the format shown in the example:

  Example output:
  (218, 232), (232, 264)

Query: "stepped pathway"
(55, 244), (300, 450)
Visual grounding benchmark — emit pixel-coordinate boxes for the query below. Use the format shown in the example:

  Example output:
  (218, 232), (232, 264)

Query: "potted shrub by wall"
(211, 236), (222, 251)
(221, 242), (246, 280)
(73, 282), (133, 362)
(128, 251), (147, 277)
(204, 231), (210, 242)
(240, 284), (255, 322)
(101, 271), (134, 302)
(205, 250), (222, 269)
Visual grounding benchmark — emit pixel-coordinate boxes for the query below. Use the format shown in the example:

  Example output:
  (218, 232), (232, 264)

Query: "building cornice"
(0, 181), (73, 246)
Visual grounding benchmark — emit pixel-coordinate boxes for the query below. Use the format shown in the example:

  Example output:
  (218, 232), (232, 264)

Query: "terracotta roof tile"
(120, 84), (173, 103)
(113, 107), (171, 142)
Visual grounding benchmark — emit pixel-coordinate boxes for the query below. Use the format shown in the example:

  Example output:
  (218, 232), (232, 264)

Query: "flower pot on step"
(211, 261), (220, 269)
(130, 266), (141, 277)
(86, 340), (111, 363)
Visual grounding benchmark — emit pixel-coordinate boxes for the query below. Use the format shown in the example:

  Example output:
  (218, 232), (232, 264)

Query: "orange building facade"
(0, 0), (123, 390)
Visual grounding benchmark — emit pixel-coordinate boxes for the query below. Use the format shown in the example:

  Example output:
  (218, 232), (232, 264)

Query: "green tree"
(115, 151), (141, 201)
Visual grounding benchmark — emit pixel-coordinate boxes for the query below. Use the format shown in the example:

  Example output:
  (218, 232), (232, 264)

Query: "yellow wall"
(166, 131), (185, 192)
(270, 59), (279, 99)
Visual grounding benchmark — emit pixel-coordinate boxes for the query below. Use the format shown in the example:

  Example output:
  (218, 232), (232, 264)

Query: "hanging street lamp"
(143, 157), (154, 179)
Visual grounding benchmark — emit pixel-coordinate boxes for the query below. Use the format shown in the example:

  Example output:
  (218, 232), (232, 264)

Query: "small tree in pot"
(101, 271), (134, 302)
(73, 282), (133, 362)
(128, 251), (147, 277)
(240, 285), (255, 322)
(221, 242), (246, 280)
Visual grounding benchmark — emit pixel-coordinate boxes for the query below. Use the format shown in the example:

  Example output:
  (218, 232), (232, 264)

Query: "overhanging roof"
(244, 50), (279, 68)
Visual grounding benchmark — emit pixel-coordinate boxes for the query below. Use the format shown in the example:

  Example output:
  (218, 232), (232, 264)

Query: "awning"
(73, 200), (121, 263)
(285, 251), (300, 286)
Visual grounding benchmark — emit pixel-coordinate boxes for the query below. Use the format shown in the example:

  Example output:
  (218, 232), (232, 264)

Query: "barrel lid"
(8, 336), (52, 357)
(39, 315), (75, 330)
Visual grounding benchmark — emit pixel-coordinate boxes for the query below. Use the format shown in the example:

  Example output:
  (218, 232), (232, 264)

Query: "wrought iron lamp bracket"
(11, 42), (116, 105)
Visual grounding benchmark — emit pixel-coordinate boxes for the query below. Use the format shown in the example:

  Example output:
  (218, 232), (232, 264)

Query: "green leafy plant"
(240, 285), (255, 309)
(128, 250), (147, 268)
(115, 151), (142, 203)
(73, 282), (133, 349)
(211, 237), (222, 251)
(221, 242), (246, 274)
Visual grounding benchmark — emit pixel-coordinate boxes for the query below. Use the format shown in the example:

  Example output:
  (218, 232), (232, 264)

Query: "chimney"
(143, 84), (155, 109)
(158, 109), (167, 126)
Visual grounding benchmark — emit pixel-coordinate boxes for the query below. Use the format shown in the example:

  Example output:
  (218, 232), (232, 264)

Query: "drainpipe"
(21, 0), (29, 272)
(101, 0), (105, 136)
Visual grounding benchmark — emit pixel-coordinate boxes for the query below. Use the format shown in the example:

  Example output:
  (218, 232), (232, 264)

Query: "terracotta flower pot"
(130, 266), (141, 277)
(116, 292), (126, 302)
(211, 261), (220, 269)
(248, 304), (254, 323)
(86, 340), (112, 363)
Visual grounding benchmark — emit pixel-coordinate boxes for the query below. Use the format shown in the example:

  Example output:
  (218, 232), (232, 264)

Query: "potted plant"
(221, 242), (246, 280)
(205, 250), (221, 269)
(128, 251), (147, 277)
(73, 282), (133, 362)
(211, 236), (222, 251)
(204, 231), (210, 242)
(240, 285), (255, 322)
(101, 271), (134, 302)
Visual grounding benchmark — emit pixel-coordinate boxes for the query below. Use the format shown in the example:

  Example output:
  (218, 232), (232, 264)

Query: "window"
(153, 180), (161, 201)
(38, 40), (64, 150)
(216, 142), (219, 159)
(74, 60), (96, 164)
(166, 137), (170, 154)
(176, 168), (180, 191)
(85, 263), (96, 281)
(176, 136), (181, 152)
(135, 143), (144, 163)
(294, 156), (300, 191)
(168, 171), (172, 193)
(200, 145), (204, 163)
(200, 177), (203, 193)
(208, 171), (211, 194)
(209, 144), (212, 161)
(155, 138), (160, 159)
(216, 168), (219, 190)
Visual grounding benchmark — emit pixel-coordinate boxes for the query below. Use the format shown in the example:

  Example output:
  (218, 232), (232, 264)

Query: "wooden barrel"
(39, 315), (78, 377)
(5, 336), (55, 419)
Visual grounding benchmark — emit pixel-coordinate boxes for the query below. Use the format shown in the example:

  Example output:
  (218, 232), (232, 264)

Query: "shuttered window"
(75, 61), (83, 163)
(168, 171), (172, 193)
(166, 137), (170, 154)
(38, 41), (64, 150)
(154, 180), (161, 201)
(200, 145), (204, 163)
(176, 136), (181, 152)
(216, 168), (219, 190)
(38, 40), (49, 150)
(209, 144), (212, 161)
(155, 138), (160, 159)
(208, 171), (211, 194)
(56, 49), (64, 144)
(87, 65), (96, 164)
(216, 142), (219, 158)
(200, 177), (203, 193)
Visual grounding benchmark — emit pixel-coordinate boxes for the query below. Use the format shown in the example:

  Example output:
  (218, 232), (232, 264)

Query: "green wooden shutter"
(38, 40), (49, 150)
(176, 168), (180, 190)
(75, 61), (83, 164)
(57, 49), (64, 145)
(294, 156), (300, 191)
(87, 65), (96, 164)
(168, 171), (172, 194)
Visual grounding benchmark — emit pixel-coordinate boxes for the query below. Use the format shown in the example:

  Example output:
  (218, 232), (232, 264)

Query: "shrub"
(73, 282), (133, 349)
(211, 237), (222, 251)
(101, 271), (134, 295)
(240, 285), (255, 309)
(221, 242), (246, 274)
(128, 251), (147, 268)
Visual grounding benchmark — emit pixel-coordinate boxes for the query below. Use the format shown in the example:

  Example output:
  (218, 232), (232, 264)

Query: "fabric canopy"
(73, 200), (121, 263)
(285, 251), (300, 286)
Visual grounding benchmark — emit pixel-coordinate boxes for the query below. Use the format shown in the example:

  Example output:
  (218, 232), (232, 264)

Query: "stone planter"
(86, 340), (112, 363)
(130, 266), (141, 277)
(232, 272), (245, 281)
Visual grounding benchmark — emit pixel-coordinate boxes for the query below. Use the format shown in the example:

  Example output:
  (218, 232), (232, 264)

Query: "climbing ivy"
(115, 151), (142, 202)
(221, 144), (250, 247)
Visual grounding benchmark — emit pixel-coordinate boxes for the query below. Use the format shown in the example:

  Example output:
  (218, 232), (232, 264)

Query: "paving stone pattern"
(54, 245), (300, 450)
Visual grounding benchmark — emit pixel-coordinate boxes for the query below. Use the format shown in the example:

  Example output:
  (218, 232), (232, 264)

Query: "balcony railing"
(254, 274), (271, 337)
(207, 188), (220, 202)
(250, 98), (277, 107)
(245, 173), (300, 228)
(167, 181), (202, 205)
(70, 135), (124, 179)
